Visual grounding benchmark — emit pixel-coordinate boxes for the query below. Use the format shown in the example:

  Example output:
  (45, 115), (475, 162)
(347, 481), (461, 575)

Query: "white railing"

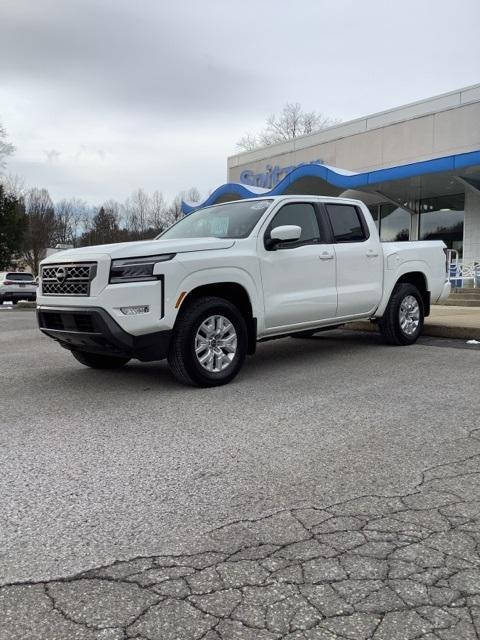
(447, 250), (480, 288)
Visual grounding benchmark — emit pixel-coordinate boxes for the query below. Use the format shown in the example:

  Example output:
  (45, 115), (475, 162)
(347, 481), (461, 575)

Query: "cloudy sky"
(1, 0), (479, 205)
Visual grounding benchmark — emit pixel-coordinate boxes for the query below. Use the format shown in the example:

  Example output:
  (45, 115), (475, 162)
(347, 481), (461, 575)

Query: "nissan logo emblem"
(55, 267), (67, 283)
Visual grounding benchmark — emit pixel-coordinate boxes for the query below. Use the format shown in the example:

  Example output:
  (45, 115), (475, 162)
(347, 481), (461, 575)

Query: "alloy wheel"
(194, 315), (238, 372)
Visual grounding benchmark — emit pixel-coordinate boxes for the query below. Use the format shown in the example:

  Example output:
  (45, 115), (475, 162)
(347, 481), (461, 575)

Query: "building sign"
(240, 160), (323, 189)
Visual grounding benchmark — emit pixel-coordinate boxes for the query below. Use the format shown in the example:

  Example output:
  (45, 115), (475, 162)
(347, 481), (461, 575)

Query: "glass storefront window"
(418, 194), (464, 256)
(379, 204), (410, 242)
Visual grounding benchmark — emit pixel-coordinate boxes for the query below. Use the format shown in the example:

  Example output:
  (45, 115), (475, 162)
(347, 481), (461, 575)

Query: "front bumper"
(37, 306), (172, 361)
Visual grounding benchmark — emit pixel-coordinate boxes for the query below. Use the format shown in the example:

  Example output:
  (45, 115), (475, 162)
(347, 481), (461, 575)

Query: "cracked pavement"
(1, 312), (480, 639)
(3, 430), (480, 640)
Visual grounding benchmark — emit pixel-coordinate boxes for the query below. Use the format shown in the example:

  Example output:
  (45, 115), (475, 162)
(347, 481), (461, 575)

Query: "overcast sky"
(1, 0), (479, 205)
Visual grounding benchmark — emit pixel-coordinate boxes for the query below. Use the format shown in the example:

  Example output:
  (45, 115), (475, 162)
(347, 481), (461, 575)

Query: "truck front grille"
(41, 263), (97, 296)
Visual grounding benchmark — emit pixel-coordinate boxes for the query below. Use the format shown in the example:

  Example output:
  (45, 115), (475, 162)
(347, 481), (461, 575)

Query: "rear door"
(323, 203), (382, 317)
(259, 201), (337, 330)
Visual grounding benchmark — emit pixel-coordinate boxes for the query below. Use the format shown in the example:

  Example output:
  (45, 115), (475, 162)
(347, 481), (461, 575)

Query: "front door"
(259, 202), (337, 331)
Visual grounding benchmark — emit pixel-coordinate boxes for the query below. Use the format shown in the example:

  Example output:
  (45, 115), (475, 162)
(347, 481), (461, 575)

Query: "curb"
(348, 320), (480, 341)
(0, 303), (36, 311)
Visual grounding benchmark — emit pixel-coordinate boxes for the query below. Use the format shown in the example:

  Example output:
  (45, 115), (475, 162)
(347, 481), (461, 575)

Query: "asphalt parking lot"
(1, 309), (479, 639)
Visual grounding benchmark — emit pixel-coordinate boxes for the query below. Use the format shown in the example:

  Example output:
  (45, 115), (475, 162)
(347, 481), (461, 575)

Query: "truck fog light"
(119, 305), (150, 315)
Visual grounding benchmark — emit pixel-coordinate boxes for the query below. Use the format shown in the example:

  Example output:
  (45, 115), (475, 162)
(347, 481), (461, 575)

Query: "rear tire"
(379, 283), (424, 345)
(168, 296), (247, 387)
(71, 350), (130, 369)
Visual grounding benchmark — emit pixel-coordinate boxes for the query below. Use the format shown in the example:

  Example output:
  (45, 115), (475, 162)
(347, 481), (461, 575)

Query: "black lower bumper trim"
(37, 306), (171, 361)
(2, 293), (36, 301)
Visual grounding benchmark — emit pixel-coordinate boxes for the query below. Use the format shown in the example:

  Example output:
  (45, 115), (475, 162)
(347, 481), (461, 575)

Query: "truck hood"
(42, 237), (236, 263)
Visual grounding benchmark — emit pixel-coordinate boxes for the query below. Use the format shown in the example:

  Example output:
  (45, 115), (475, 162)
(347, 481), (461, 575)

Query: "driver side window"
(266, 203), (321, 249)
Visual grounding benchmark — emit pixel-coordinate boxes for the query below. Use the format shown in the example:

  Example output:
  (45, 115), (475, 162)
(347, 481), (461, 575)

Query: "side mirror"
(267, 225), (302, 249)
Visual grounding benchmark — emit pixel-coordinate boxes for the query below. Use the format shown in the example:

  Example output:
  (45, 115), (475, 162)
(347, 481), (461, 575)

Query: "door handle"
(319, 252), (334, 260)
(366, 251), (379, 258)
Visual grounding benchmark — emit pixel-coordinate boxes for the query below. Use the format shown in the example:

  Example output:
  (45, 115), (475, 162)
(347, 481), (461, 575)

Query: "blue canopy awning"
(182, 149), (480, 214)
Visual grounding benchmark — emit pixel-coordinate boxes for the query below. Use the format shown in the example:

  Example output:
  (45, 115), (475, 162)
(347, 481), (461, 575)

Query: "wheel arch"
(395, 271), (430, 316)
(377, 264), (432, 318)
(175, 281), (257, 354)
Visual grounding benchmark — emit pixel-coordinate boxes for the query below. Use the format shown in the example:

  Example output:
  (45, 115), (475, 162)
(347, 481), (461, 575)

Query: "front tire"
(168, 296), (247, 387)
(379, 283), (424, 345)
(71, 350), (130, 369)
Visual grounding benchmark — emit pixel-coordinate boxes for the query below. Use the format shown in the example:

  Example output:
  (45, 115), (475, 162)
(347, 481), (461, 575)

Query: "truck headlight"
(109, 254), (175, 284)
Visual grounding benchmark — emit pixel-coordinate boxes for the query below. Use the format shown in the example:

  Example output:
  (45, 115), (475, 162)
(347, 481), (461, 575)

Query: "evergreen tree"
(80, 206), (121, 246)
(0, 185), (27, 270)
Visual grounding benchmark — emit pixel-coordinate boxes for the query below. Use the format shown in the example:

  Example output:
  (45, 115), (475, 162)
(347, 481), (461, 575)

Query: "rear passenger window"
(6, 273), (35, 281)
(326, 204), (367, 242)
(267, 203), (320, 247)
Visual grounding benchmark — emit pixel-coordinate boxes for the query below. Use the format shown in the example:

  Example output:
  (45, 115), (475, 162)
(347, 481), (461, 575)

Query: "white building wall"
(463, 189), (480, 263)
(227, 84), (480, 182)
(226, 85), (480, 263)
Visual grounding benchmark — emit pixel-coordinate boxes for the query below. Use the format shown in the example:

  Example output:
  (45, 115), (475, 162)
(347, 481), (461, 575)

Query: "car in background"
(0, 272), (37, 305)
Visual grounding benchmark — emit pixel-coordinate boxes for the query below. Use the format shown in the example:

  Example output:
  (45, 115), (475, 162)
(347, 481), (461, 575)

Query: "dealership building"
(183, 84), (480, 270)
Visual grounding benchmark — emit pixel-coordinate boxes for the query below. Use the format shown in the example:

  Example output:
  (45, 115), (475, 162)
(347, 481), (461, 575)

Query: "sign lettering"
(239, 160), (324, 189)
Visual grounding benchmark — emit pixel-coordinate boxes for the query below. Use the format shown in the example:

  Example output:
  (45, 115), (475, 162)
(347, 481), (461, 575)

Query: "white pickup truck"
(37, 196), (450, 386)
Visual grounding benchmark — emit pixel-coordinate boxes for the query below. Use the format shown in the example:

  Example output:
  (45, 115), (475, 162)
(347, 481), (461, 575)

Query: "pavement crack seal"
(1, 428), (480, 639)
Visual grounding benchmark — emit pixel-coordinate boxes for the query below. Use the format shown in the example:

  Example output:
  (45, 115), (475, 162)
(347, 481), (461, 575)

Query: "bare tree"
(235, 133), (259, 152)
(0, 173), (26, 199)
(149, 190), (167, 233)
(185, 186), (200, 203)
(123, 188), (150, 236)
(53, 198), (88, 247)
(236, 103), (340, 150)
(22, 188), (56, 275)
(164, 194), (183, 227)
(163, 187), (200, 227)
(0, 123), (15, 171)
(80, 208), (94, 236)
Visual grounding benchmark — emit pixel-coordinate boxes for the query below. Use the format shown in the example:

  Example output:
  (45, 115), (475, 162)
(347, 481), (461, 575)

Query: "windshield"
(158, 199), (272, 240)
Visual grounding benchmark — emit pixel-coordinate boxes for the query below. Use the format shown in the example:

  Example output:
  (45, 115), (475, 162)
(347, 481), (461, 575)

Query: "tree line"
(1, 101), (339, 274)
(0, 180), (200, 275)
(1, 121), (201, 274)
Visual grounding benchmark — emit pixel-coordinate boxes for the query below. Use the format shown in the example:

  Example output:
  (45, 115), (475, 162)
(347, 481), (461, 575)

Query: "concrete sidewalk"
(351, 304), (480, 340)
